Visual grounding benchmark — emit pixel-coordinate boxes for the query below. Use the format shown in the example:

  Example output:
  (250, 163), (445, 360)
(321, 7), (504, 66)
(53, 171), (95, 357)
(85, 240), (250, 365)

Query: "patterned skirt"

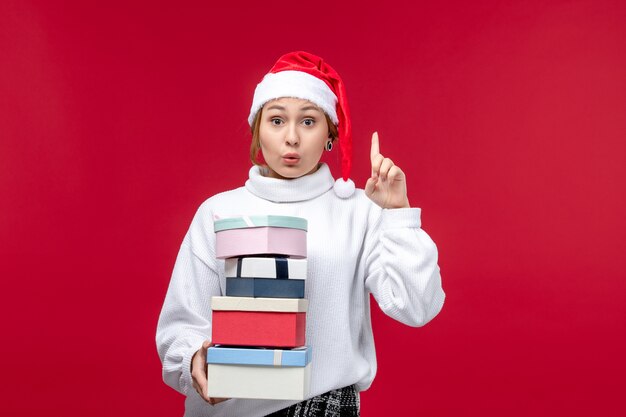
(266, 385), (360, 417)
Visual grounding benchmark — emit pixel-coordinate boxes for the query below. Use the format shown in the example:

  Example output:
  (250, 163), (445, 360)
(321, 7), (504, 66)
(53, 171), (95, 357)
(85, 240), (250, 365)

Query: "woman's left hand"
(365, 132), (411, 209)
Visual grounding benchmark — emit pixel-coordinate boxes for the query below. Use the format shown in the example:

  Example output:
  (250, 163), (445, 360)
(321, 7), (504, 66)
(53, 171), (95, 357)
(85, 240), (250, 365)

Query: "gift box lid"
(225, 257), (307, 280)
(214, 215), (308, 232)
(211, 296), (308, 312)
(207, 346), (311, 367)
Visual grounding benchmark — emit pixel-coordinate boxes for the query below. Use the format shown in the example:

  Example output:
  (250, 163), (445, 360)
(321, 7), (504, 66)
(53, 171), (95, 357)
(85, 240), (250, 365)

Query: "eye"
(270, 118), (283, 126)
(302, 118), (315, 127)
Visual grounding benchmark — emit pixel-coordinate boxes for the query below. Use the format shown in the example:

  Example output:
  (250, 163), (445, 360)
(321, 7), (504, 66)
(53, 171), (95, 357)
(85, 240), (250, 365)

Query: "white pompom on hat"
(248, 51), (355, 198)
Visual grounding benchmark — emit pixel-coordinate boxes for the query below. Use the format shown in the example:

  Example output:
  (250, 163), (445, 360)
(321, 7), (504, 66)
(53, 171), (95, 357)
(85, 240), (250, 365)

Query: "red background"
(1, 1), (625, 416)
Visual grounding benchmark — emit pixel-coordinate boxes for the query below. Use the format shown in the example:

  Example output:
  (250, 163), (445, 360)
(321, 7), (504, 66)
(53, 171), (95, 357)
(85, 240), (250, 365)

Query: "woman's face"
(259, 97), (330, 179)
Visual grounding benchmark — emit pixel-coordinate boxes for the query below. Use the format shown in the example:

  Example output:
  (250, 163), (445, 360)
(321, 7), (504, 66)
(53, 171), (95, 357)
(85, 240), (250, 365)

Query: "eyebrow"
(266, 105), (321, 112)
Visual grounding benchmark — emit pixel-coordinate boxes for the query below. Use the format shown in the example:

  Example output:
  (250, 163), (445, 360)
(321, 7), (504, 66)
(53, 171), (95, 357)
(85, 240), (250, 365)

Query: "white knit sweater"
(156, 163), (445, 417)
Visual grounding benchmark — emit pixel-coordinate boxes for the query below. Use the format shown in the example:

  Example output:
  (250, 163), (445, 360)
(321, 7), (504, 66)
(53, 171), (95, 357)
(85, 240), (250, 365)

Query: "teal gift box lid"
(214, 215), (308, 232)
(207, 346), (311, 367)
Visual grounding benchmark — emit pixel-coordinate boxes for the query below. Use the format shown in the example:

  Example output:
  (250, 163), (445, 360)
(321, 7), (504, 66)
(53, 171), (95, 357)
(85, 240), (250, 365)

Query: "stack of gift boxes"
(206, 215), (312, 400)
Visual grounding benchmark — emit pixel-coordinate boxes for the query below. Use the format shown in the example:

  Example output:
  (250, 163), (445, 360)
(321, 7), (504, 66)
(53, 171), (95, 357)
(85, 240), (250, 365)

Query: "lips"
(282, 153), (300, 165)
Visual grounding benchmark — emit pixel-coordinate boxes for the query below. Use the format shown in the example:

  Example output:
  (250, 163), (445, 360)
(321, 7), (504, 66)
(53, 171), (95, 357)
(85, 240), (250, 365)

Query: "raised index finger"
(370, 131), (380, 164)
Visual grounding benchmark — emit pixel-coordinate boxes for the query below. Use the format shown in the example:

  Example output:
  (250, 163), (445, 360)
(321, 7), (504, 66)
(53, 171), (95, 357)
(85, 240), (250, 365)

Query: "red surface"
(1, 1), (625, 416)
(212, 311), (306, 348)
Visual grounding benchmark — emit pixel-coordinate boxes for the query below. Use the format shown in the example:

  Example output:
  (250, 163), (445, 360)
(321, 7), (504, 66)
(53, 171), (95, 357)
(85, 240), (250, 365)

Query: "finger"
(371, 153), (384, 178)
(191, 350), (210, 402)
(364, 176), (377, 197)
(211, 397), (230, 405)
(194, 378), (212, 403)
(370, 132), (380, 165)
(379, 158), (394, 181)
(192, 367), (208, 395)
(388, 165), (405, 182)
(198, 379), (215, 404)
(196, 390), (213, 405)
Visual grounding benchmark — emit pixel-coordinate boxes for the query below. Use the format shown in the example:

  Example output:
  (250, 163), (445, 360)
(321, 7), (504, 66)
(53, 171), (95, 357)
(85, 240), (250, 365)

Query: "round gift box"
(214, 215), (308, 259)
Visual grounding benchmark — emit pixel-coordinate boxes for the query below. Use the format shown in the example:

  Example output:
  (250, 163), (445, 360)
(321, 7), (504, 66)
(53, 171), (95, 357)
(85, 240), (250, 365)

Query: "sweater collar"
(245, 163), (335, 202)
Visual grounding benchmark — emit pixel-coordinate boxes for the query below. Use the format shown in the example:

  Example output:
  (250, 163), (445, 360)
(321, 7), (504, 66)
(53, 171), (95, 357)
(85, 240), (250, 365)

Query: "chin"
(267, 161), (317, 179)
(277, 169), (306, 179)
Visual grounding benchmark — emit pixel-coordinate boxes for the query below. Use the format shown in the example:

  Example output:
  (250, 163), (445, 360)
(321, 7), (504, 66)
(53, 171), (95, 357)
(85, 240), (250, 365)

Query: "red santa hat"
(248, 51), (355, 198)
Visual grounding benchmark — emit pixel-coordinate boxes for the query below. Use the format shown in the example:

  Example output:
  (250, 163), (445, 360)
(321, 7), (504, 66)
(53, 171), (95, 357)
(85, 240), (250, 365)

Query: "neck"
(245, 163), (335, 203)
(264, 163), (322, 180)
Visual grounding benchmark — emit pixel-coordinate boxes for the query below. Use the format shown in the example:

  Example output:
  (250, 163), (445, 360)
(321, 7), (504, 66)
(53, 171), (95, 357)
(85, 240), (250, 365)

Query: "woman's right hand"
(191, 340), (229, 405)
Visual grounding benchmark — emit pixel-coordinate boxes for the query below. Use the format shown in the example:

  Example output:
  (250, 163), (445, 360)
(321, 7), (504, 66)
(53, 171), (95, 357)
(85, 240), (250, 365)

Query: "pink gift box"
(215, 227), (307, 259)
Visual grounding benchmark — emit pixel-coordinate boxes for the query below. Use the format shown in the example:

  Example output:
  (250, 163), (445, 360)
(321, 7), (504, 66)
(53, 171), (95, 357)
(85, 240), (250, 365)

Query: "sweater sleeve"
(364, 207), (445, 327)
(156, 207), (222, 396)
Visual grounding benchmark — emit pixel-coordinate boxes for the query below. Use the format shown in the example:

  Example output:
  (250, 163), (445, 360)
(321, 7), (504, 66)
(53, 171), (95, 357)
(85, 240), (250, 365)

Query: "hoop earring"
(325, 140), (333, 152)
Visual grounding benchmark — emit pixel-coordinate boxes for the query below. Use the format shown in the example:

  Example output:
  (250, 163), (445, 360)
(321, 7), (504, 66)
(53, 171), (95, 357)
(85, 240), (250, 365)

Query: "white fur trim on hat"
(333, 178), (355, 199)
(248, 70), (338, 126)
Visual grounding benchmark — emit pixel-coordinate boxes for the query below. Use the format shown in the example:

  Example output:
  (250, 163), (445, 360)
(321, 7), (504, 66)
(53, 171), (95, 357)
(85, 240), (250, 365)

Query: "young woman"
(156, 51), (445, 417)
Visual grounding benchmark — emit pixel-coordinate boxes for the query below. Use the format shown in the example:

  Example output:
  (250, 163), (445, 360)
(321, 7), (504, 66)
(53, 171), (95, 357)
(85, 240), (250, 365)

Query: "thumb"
(364, 176), (377, 196)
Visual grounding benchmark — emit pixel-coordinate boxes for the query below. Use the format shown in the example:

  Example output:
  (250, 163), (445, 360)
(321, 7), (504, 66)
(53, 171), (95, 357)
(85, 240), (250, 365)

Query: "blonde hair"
(249, 105), (339, 166)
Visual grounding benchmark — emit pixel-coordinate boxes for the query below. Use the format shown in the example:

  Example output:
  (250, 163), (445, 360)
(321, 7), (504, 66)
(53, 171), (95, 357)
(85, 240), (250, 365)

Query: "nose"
(286, 123), (299, 146)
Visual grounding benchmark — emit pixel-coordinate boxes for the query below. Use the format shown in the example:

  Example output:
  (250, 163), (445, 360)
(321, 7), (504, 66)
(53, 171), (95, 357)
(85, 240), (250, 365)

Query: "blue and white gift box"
(225, 257), (307, 279)
(225, 257), (307, 298)
(206, 346), (312, 400)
